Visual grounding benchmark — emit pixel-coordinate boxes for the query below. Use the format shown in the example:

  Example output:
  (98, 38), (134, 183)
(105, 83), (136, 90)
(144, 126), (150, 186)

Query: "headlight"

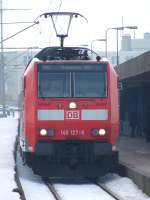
(91, 128), (106, 136)
(69, 102), (77, 109)
(40, 129), (47, 136)
(99, 129), (106, 136)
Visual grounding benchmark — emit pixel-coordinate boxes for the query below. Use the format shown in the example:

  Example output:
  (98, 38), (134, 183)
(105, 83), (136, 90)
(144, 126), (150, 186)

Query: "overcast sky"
(2, 0), (150, 51)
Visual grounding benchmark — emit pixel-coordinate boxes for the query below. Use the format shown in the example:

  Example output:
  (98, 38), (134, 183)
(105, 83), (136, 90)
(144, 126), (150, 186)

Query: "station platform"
(118, 136), (150, 196)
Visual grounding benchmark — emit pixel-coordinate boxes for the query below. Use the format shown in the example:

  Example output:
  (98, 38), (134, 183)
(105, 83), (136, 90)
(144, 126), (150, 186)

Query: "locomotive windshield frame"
(37, 63), (108, 98)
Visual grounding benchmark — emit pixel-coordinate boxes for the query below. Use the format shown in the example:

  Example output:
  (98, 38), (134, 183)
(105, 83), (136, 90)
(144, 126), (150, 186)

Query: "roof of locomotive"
(33, 46), (99, 61)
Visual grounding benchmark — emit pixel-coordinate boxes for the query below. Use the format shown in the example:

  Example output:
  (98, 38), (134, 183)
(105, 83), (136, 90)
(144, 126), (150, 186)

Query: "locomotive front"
(20, 47), (119, 177)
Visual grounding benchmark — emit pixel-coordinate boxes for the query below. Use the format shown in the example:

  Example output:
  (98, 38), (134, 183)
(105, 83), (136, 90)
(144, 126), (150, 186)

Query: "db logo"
(65, 111), (80, 120)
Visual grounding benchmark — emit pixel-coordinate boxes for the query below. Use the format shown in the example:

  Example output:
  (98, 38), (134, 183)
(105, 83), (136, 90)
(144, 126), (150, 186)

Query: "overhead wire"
(1, 22), (34, 24)
(3, 0), (63, 67)
(0, 21), (39, 44)
(2, 2), (63, 78)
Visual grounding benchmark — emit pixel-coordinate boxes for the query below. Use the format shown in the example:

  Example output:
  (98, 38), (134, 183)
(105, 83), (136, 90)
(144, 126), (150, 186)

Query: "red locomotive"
(19, 12), (119, 177)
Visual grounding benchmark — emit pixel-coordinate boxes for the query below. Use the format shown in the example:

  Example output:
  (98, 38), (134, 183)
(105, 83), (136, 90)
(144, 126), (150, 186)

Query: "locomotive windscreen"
(37, 63), (107, 98)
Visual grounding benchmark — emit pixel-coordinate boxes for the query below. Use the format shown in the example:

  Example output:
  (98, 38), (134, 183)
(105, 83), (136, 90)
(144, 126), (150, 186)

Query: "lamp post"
(105, 26), (138, 65)
(105, 28), (111, 58)
(91, 39), (106, 52)
(115, 27), (124, 66)
(0, 0), (6, 116)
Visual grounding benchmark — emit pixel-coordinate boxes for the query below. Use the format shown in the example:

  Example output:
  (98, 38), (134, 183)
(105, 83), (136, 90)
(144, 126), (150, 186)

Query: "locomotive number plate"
(65, 110), (80, 120)
(60, 129), (85, 136)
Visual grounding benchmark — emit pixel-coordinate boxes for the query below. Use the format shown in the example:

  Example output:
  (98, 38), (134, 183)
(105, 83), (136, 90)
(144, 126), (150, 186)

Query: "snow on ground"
(100, 173), (150, 200)
(17, 153), (55, 200)
(0, 115), (150, 200)
(0, 116), (20, 200)
(53, 182), (115, 200)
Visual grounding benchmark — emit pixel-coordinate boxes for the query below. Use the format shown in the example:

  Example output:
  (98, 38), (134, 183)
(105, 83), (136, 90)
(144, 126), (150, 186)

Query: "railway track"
(15, 161), (125, 200)
(96, 181), (123, 200)
(43, 179), (63, 200)
(43, 178), (124, 200)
